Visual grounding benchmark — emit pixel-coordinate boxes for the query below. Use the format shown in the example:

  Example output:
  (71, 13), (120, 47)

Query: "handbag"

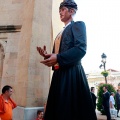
(110, 108), (117, 119)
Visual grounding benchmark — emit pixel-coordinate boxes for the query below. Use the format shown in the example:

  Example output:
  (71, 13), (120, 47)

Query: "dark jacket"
(57, 21), (86, 68)
(115, 92), (120, 105)
(91, 92), (97, 109)
(102, 91), (110, 107)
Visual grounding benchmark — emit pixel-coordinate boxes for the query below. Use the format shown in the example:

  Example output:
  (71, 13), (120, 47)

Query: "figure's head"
(2, 85), (13, 98)
(117, 89), (120, 93)
(37, 110), (44, 119)
(59, 0), (77, 22)
(103, 86), (108, 92)
(111, 92), (115, 96)
(91, 87), (95, 93)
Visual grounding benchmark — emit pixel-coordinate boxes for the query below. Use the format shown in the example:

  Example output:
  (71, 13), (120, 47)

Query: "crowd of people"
(90, 86), (120, 120)
(0, 85), (46, 120)
(0, 85), (120, 120)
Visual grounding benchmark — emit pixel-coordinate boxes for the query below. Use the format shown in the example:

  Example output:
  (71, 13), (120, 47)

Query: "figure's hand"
(40, 54), (57, 67)
(37, 46), (49, 59)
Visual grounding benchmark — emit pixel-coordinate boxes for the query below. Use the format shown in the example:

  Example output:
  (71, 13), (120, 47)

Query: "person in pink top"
(36, 110), (44, 120)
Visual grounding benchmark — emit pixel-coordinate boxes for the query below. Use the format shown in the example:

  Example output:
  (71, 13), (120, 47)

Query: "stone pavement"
(96, 110), (120, 120)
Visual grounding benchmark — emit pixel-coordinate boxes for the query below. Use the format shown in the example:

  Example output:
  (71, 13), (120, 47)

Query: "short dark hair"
(91, 87), (94, 92)
(37, 110), (42, 116)
(111, 92), (114, 95)
(2, 85), (12, 94)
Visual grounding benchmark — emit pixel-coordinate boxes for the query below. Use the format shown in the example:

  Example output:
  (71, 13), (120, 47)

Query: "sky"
(74, 0), (120, 73)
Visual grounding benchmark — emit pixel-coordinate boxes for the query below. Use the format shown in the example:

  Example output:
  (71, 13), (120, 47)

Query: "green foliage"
(101, 71), (109, 77)
(97, 83), (116, 114)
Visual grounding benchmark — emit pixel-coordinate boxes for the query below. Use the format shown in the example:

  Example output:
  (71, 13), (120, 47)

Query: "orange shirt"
(0, 100), (12, 120)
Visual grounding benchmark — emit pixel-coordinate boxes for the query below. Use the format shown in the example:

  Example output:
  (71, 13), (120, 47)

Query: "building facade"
(0, 0), (62, 120)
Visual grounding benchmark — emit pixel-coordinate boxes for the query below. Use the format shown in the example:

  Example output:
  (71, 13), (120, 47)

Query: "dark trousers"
(104, 106), (111, 120)
(117, 104), (120, 115)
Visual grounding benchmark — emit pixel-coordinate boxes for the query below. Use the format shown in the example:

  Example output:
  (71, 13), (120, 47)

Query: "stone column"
(13, 0), (52, 119)
(26, 0), (53, 107)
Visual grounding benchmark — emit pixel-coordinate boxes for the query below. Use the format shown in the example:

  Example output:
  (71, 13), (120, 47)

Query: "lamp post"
(99, 53), (107, 84)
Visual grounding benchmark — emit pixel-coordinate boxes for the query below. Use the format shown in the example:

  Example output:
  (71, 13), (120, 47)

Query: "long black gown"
(44, 21), (97, 120)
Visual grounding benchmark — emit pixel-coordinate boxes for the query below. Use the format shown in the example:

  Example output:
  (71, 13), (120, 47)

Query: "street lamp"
(101, 53), (107, 71)
(99, 53), (108, 83)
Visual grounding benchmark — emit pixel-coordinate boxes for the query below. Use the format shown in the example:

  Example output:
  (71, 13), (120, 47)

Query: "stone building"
(0, 0), (63, 120)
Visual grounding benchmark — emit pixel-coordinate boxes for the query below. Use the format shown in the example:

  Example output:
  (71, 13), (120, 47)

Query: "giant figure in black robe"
(44, 20), (97, 120)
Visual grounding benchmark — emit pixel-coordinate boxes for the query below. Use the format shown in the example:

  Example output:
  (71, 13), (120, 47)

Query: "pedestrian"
(102, 86), (111, 120)
(91, 87), (97, 109)
(37, 0), (97, 119)
(115, 89), (120, 117)
(0, 85), (17, 120)
(109, 92), (115, 109)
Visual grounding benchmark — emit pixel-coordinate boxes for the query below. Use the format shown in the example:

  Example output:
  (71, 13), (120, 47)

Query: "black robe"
(44, 21), (97, 120)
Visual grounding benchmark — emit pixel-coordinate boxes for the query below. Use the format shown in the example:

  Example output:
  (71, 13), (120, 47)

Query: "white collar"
(103, 91), (108, 94)
(63, 22), (71, 29)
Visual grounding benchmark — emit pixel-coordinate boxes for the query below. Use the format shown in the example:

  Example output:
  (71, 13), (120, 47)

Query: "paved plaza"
(97, 110), (120, 120)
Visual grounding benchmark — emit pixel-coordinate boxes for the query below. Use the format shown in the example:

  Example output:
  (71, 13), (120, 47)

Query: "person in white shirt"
(109, 92), (115, 109)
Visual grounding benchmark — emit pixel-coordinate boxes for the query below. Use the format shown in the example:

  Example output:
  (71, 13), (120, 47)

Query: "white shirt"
(109, 95), (115, 105)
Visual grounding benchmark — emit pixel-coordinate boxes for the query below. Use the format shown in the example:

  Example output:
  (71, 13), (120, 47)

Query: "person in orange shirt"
(0, 85), (17, 120)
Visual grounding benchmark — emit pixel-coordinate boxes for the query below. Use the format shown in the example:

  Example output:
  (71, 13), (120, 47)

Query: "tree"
(97, 83), (116, 114)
